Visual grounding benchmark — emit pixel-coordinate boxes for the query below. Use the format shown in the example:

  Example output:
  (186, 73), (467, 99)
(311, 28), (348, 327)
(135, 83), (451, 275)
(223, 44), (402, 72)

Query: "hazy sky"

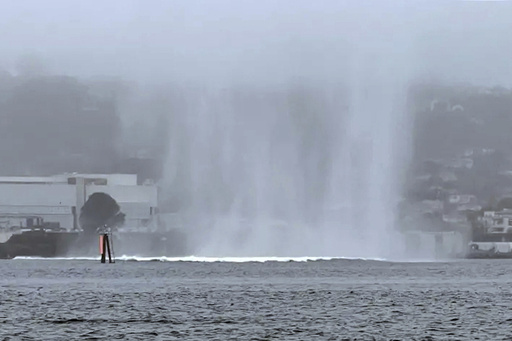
(1, 0), (511, 86)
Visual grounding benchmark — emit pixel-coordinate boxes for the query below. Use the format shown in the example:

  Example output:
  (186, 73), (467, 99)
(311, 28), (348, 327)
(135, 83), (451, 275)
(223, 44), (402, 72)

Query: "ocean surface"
(1, 256), (510, 340)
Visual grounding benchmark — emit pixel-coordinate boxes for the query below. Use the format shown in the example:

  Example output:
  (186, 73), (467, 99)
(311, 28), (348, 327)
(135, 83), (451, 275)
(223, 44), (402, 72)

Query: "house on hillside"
(446, 194), (481, 212)
(482, 209), (512, 234)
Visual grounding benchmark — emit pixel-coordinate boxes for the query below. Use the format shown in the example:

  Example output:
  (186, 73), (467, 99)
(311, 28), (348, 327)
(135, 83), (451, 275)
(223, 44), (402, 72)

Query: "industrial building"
(0, 173), (157, 231)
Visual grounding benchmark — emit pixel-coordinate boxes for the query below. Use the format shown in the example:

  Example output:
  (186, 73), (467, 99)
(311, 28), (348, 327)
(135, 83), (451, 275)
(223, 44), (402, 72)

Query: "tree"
(15, 53), (47, 78)
(0, 75), (121, 174)
(496, 197), (512, 211)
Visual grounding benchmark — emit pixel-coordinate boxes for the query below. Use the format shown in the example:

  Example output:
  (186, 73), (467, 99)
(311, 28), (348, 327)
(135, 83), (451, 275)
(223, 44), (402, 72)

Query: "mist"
(1, 1), (511, 86)
(1, 1), (511, 258)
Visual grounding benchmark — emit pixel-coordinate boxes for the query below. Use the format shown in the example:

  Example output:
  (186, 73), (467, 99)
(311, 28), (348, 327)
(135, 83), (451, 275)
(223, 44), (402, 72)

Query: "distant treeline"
(0, 73), (121, 175)
(0, 70), (170, 181)
(410, 83), (512, 162)
(407, 83), (512, 204)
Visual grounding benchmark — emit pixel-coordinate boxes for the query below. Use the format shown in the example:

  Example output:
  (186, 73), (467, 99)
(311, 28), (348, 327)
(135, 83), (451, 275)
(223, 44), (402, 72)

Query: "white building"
(483, 210), (512, 234)
(0, 173), (157, 231)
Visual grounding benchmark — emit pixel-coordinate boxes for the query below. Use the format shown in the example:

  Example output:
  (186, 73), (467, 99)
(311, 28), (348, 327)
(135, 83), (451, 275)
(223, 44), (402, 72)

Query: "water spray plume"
(162, 6), (414, 259)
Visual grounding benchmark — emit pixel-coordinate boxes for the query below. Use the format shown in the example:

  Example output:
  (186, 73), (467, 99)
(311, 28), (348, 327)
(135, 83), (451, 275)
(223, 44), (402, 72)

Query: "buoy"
(99, 228), (115, 263)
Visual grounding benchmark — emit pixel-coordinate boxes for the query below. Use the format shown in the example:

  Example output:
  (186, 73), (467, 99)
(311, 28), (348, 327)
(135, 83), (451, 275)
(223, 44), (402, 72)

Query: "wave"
(12, 255), (388, 263)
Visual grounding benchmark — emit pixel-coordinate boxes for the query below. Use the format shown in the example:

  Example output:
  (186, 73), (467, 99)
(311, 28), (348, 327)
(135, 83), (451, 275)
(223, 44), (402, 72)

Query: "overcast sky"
(0, 0), (511, 87)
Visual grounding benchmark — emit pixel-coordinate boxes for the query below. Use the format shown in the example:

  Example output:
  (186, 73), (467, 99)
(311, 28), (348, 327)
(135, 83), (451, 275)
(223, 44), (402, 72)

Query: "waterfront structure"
(0, 173), (186, 259)
(0, 173), (157, 232)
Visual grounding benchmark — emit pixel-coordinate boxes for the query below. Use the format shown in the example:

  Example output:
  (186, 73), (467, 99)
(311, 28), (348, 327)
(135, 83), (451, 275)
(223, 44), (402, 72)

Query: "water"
(2, 257), (511, 340)
(158, 5), (415, 258)
(163, 49), (411, 258)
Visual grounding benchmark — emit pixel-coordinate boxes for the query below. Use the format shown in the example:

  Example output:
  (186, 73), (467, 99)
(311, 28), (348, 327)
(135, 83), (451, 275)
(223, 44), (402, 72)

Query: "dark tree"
(79, 192), (125, 234)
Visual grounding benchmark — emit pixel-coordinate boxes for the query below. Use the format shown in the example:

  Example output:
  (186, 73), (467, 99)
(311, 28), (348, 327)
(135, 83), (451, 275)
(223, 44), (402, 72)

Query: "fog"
(1, 1), (511, 86)
(1, 1), (511, 258)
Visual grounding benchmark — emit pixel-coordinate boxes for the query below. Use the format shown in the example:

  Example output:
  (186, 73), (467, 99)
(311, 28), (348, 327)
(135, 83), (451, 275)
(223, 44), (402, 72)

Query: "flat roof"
(0, 173), (138, 185)
(0, 176), (64, 184)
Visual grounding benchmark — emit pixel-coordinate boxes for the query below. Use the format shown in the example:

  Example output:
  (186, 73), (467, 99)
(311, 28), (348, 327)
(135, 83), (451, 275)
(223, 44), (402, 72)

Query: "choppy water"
(1, 257), (511, 340)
